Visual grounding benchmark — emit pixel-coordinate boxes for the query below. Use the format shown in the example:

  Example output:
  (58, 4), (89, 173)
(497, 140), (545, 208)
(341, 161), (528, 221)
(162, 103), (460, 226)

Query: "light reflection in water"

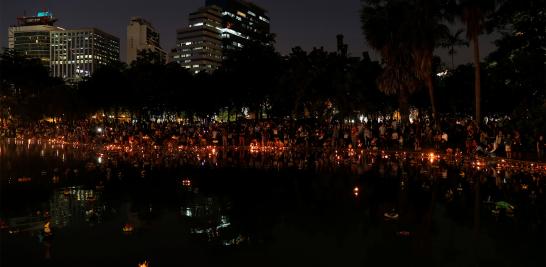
(0, 139), (545, 265)
(50, 187), (104, 228)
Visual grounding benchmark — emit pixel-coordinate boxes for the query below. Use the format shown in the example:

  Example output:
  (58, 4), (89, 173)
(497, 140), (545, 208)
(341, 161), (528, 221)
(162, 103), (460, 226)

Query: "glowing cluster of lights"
(181, 178), (191, 187)
(8, 136), (546, 175)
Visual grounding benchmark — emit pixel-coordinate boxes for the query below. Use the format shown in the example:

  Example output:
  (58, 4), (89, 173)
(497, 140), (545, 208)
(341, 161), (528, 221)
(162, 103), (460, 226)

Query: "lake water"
(1, 141), (544, 267)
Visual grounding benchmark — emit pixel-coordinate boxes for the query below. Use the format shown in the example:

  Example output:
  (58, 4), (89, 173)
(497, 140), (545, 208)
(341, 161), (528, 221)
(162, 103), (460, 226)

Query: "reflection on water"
(1, 141), (545, 266)
(50, 187), (105, 228)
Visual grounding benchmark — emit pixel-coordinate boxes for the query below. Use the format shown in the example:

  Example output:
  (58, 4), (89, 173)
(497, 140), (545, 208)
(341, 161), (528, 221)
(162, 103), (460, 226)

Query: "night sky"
(1, 0), (498, 64)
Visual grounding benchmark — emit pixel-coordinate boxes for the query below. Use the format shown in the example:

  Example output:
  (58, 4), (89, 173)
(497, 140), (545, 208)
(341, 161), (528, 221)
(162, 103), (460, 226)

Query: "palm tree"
(444, 29), (468, 69)
(362, 0), (452, 124)
(361, 0), (420, 123)
(456, 0), (499, 125)
(411, 0), (452, 126)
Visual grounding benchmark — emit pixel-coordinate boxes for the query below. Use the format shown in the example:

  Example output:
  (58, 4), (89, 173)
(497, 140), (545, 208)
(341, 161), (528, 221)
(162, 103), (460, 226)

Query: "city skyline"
(1, 0), (498, 64)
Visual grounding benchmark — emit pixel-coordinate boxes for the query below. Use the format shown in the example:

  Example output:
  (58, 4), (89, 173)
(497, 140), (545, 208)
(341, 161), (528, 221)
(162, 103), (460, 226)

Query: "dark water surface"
(1, 142), (544, 267)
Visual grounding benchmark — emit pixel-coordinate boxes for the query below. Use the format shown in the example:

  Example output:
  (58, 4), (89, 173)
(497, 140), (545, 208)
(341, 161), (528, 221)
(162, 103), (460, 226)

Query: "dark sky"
(1, 0), (499, 64)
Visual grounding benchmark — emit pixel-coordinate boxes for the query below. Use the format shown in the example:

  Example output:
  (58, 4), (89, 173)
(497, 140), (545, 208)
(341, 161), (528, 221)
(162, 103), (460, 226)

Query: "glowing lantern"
(123, 223), (134, 233)
(43, 222), (52, 236)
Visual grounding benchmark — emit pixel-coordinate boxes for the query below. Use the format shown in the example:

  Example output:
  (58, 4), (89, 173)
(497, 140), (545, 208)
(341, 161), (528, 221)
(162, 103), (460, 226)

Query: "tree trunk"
(473, 35), (481, 126)
(227, 108), (230, 123)
(399, 88), (410, 125)
(426, 76), (438, 128)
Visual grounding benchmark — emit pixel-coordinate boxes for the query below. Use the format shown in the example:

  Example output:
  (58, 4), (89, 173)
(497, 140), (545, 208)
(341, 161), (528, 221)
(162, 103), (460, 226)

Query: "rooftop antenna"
(38, 0), (47, 16)
(40, 0), (45, 12)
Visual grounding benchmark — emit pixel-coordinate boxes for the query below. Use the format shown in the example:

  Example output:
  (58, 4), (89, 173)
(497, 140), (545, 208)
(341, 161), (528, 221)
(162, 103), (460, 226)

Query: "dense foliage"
(0, 41), (385, 121)
(0, 0), (543, 124)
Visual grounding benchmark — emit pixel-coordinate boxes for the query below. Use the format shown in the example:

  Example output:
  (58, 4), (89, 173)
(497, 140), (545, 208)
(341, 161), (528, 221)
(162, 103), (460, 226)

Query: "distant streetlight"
(436, 70), (449, 77)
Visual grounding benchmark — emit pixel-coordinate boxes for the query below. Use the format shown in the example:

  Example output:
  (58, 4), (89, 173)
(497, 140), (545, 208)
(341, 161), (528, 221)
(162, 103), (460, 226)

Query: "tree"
(443, 29), (468, 69)
(0, 49), (70, 120)
(455, 0), (499, 125)
(218, 39), (282, 119)
(435, 64), (475, 113)
(0, 49), (52, 98)
(361, 0), (421, 123)
(79, 61), (128, 112)
(484, 0), (545, 111)
(410, 0), (452, 125)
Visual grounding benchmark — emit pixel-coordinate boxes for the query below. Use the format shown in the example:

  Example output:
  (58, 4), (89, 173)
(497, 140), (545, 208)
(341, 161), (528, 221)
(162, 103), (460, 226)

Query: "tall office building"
(126, 17), (166, 64)
(50, 28), (119, 81)
(171, 0), (270, 73)
(172, 6), (223, 73)
(7, 11), (65, 66)
(205, 0), (271, 50)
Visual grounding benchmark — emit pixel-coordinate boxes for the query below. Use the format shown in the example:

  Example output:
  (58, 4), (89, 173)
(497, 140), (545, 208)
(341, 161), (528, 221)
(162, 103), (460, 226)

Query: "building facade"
(126, 17), (166, 64)
(172, 6), (223, 73)
(50, 28), (119, 81)
(8, 11), (64, 66)
(205, 0), (271, 50)
(171, 0), (270, 74)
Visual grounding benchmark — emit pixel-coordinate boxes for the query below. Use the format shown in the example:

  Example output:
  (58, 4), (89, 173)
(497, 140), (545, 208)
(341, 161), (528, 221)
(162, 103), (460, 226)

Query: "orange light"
(353, 186), (359, 197)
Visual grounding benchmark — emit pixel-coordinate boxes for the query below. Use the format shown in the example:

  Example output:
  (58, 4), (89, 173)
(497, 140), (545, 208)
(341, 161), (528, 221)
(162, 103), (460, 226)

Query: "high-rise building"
(205, 0), (271, 50)
(171, 0), (270, 73)
(7, 11), (65, 66)
(126, 17), (166, 64)
(172, 5), (223, 73)
(50, 28), (119, 81)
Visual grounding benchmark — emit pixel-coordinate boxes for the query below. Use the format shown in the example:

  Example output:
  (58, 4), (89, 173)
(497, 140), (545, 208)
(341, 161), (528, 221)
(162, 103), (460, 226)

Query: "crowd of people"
(1, 114), (544, 162)
(2, 114), (544, 217)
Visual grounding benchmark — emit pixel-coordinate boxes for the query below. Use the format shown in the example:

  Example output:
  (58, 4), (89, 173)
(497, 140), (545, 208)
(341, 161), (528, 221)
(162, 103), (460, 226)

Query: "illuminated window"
(222, 11), (235, 18)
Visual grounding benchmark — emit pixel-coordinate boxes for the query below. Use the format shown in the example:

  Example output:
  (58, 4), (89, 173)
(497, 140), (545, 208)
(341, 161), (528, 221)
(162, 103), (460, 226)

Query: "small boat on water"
(491, 201), (515, 217)
(17, 177), (32, 183)
(123, 223), (134, 233)
(384, 210), (399, 220)
(43, 222), (53, 238)
(397, 231), (411, 237)
(495, 201), (515, 211)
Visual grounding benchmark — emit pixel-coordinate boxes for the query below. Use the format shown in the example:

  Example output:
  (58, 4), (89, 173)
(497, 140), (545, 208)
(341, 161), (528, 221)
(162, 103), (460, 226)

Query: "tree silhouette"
(361, 0), (421, 123)
(455, 0), (500, 125)
(443, 29), (468, 69)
